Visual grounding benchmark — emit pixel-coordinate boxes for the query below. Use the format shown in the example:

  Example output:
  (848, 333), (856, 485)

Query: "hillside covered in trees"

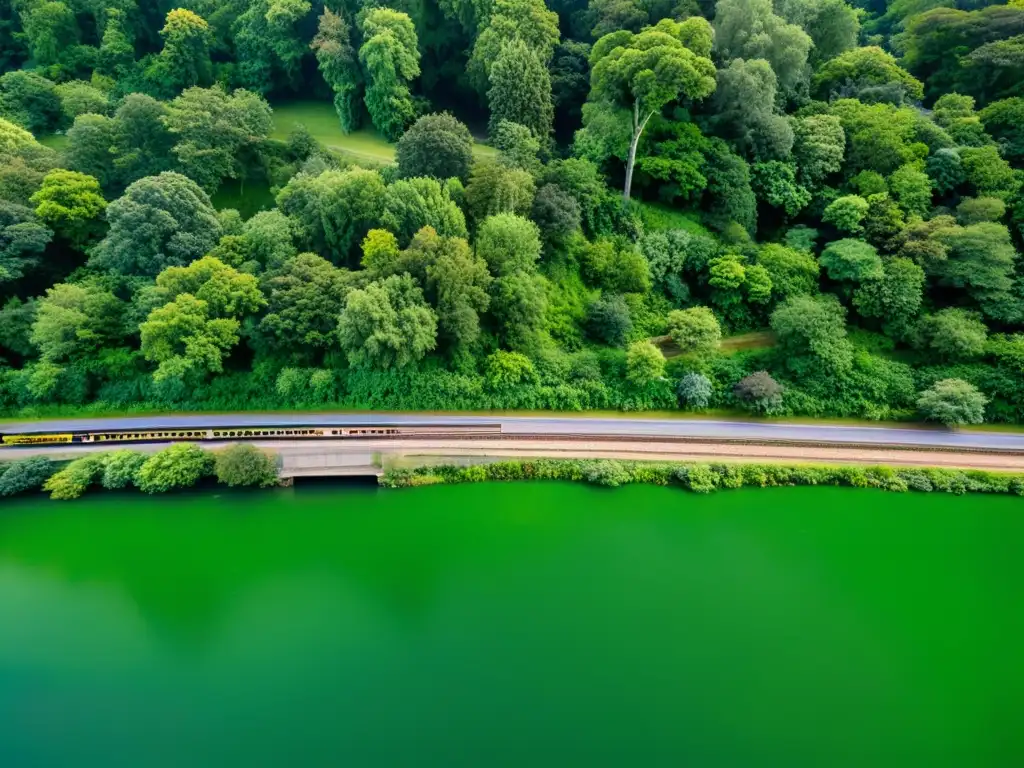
(1, 0), (1024, 425)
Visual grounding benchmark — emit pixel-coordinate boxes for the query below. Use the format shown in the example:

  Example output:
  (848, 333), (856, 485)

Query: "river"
(0, 483), (1021, 767)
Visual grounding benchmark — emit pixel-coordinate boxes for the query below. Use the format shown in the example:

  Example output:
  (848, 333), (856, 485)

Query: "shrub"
(137, 444), (214, 494)
(583, 460), (632, 487)
(44, 454), (106, 500)
(214, 444), (278, 488)
(677, 372), (713, 409)
(917, 378), (987, 427)
(101, 450), (147, 490)
(0, 457), (53, 497)
(733, 371), (784, 415)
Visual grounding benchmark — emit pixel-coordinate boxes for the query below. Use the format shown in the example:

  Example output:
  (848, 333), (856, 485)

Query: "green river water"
(0, 482), (1021, 767)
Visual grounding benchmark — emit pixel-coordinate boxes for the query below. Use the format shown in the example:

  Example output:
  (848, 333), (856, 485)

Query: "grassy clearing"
(636, 201), (713, 237)
(211, 178), (276, 218)
(39, 133), (69, 150)
(654, 330), (777, 359)
(271, 101), (497, 164)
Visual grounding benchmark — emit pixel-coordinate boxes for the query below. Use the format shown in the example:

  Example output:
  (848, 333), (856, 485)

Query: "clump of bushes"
(214, 444), (279, 488)
(380, 459), (1024, 497)
(136, 444), (217, 494)
(0, 457), (54, 497)
(9, 443), (281, 500)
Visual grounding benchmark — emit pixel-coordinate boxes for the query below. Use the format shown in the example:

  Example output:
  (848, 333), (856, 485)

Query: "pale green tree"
(337, 274), (438, 369)
(587, 18), (716, 201)
(358, 8), (420, 141)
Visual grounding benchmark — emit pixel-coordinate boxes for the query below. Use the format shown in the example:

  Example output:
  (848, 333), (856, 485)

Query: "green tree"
(531, 184), (581, 247)
(30, 169), (106, 248)
(464, 161), (536, 222)
(490, 269), (547, 350)
(358, 8), (421, 141)
(468, 0), (560, 96)
(710, 58), (793, 162)
(733, 370), (784, 414)
(54, 81), (109, 122)
(488, 39), (554, 142)
(757, 243), (819, 301)
(677, 372), (713, 409)
(258, 252), (348, 354)
(101, 450), (146, 490)
(382, 177), (467, 246)
(625, 340), (665, 387)
(396, 113), (474, 182)
(666, 306), (720, 358)
(586, 293), (632, 345)
(152, 9), (213, 93)
(822, 195), (868, 234)
(493, 121), (541, 174)
(829, 99), (927, 176)
(888, 163), (932, 217)
(151, 256), (266, 318)
(0, 457), (53, 497)
(276, 168), (386, 264)
(242, 210), (297, 268)
(852, 257), (924, 340)
(21, 1), (78, 67)
(476, 213), (542, 276)
(820, 239), (883, 283)
(164, 87), (272, 193)
(215, 444), (279, 487)
(703, 139), (757, 234)
(916, 308), (988, 361)
(426, 237), (492, 353)
(311, 8), (361, 133)
(97, 8), (134, 78)
(90, 172), (222, 277)
(587, 18), (716, 201)
(979, 97), (1024, 163)
(137, 443), (215, 494)
(337, 274), (437, 369)
(960, 145), (1016, 200)
(0, 201), (51, 285)
(956, 197), (1005, 226)
(0, 70), (61, 133)
(925, 148), (965, 196)
(791, 113), (844, 188)
(770, 293), (853, 378)
(917, 378), (987, 427)
(713, 0), (811, 97)
(109, 94), (176, 189)
(751, 161), (810, 217)
(812, 46), (924, 104)
(31, 282), (123, 364)
(140, 293), (242, 383)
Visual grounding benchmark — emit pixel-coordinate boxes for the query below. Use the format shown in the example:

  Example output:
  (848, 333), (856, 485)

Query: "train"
(0, 423), (503, 447)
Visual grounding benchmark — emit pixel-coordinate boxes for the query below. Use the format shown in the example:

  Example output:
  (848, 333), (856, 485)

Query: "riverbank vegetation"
(0, 443), (278, 500)
(382, 459), (1024, 495)
(5, 447), (1024, 500)
(2, 1), (1024, 426)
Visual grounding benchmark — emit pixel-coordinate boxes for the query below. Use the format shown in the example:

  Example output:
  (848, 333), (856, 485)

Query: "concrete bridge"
(278, 451), (383, 480)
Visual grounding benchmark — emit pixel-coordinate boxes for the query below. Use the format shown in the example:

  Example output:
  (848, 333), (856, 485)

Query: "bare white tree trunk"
(623, 100), (654, 203)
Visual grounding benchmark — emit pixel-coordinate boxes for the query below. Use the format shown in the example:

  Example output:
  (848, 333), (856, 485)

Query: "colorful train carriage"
(0, 424), (502, 447)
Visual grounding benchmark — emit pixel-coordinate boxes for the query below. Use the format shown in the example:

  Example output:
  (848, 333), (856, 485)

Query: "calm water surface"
(0, 483), (1021, 767)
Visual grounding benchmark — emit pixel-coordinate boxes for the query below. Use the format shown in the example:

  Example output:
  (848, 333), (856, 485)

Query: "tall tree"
(586, 18), (716, 201)
(152, 9), (213, 94)
(468, 0), (560, 97)
(358, 8), (421, 141)
(487, 39), (554, 141)
(311, 8), (361, 133)
(89, 172), (222, 277)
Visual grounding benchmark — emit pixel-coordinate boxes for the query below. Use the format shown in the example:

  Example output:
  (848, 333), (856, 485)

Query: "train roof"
(1, 422), (501, 436)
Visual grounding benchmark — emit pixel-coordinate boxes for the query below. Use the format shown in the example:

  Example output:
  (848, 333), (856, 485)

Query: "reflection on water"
(0, 483), (1021, 767)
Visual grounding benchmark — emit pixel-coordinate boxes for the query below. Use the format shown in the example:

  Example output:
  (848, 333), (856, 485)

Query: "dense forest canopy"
(1, 0), (1024, 426)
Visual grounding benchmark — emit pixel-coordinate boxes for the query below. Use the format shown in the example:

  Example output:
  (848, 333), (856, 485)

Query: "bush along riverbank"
(0, 444), (279, 501)
(381, 459), (1024, 496)
(5, 451), (1024, 501)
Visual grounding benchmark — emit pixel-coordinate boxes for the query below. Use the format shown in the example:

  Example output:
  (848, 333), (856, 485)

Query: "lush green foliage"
(214, 444), (279, 487)
(2, 0), (1024, 427)
(381, 459), (1024, 496)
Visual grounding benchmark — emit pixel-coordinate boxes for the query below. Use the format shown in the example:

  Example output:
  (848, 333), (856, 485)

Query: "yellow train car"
(2, 433), (73, 446)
